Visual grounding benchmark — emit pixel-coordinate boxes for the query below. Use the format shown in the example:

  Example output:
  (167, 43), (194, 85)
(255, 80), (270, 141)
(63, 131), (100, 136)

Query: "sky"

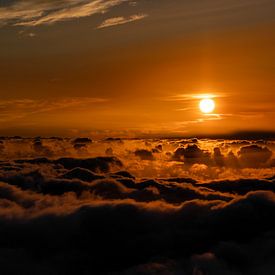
(0, 0), (275, 137)
(1, 3), (275, 272)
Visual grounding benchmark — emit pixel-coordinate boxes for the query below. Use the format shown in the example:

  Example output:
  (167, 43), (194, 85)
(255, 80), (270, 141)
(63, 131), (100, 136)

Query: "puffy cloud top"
(0, 137), (273, 273)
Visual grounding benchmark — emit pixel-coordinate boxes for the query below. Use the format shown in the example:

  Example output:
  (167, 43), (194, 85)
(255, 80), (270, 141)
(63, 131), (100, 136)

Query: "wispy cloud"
(161, 93), (226, 102)
(0, 97), (108, 123)
(97, 13), (147, 29)
(0, 0), (130, 26)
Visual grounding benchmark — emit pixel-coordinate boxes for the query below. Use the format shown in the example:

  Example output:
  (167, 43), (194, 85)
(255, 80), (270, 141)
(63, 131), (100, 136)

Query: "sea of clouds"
(0, 136), (274, 274)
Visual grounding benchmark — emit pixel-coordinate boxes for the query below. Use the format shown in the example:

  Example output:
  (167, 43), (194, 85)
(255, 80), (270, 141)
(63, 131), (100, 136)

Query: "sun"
(199, 98), (215, 113)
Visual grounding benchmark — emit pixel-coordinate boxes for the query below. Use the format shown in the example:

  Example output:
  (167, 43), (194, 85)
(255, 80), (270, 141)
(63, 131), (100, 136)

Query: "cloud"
(197, 177), (275, 196)
(97, 13), (147, 29)
(72, 138), (92, 144)
(32, 138), (53, 156)
(61, 167), (104, 182)
(0, 137), (274, 181)
(0, 138), (273, 273)
(72, 138), (92, 152)
(237, 144), (273, 168)
(18, 30), (36, 37)
(0, 97), (108, 124)
(55, 156), (123, 172)
(0, 177), (275, 274)
(0, 0), (129, 26)
(134, 149), (154, 160)
(173, 144), (211, 164)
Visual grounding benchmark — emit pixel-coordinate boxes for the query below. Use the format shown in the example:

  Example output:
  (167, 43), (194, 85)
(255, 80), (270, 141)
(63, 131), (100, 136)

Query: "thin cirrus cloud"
(0, 97), (108, 123)
(97, 13), (147, 29)
(0, 0), (134, 26)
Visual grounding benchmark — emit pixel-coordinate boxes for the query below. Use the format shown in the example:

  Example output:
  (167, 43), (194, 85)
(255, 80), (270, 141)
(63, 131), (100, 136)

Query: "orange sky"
(0, 0), (274, 137)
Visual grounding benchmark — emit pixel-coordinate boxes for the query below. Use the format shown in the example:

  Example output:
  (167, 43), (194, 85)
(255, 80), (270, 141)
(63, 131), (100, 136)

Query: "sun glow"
(199, 98), (215, 113)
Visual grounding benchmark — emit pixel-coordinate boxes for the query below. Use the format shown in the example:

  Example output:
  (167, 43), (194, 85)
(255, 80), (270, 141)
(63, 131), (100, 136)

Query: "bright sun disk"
(199, 98), (215, 113)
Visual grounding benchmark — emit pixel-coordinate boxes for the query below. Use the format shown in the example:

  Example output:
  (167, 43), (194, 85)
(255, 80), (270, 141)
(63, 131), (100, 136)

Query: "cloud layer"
(97, 13), (147, 28)
(0, 137), (274, 180)
(0, 137), (274, 274)
(0, 0), (129, 26)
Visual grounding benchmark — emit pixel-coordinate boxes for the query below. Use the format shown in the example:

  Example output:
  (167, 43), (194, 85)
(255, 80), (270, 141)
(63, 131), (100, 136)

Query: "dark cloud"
(237, 145), (273, 168)
(0, 185), (274, 274)
(197, 177), (275, 195)
(0, 138), (273, 273)
(32, 139), (53, 157)
(55, 157), (123, 172)
(71, 137), (92, 152)
(73, 143), (88, 151)
(61, 168), (104, 182)
(225, 150), (240, 168)
(72, 138), (92, 144)
(173, 144), (211, 164)
(152, 144), (163, 153)
(104, 137), (123, 143)
(111, 170), (135, 179)
(105, 147), (114, 155)
(135, 149), (154, 160)
(213, 147), (225, 167)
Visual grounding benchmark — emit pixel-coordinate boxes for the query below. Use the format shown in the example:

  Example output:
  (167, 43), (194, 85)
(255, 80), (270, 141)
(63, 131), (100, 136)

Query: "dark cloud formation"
(237, 145), (272, 168)
(197, 177), (275, 195)
(61, 167), (104, 182)
(0, 138), (274, 273)
(0, 173), (275, 274)
(213, 147), (225, 167)
(0, 137), (273, 178)
(104, 137), (123, 143)
(135, 149), (154, 160)
(72, 138), (92, 144)
(32, 138), (53, 156)
(171, 142), (274, 172)
(55, 157), (123, 172)
(173, 144), (211, 164)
